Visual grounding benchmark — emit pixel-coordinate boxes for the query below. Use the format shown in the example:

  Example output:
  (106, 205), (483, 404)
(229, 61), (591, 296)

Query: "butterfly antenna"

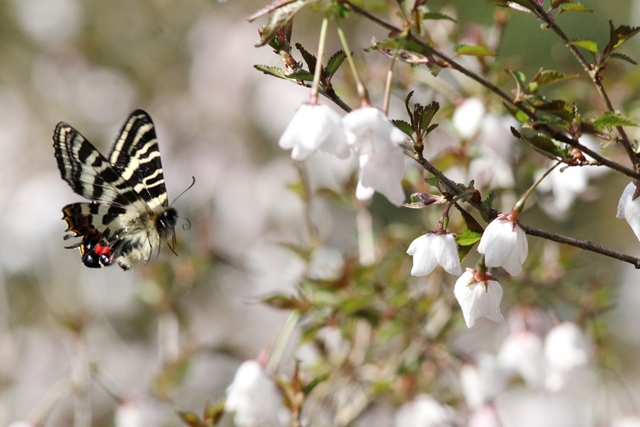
(170, 176), (196, 206)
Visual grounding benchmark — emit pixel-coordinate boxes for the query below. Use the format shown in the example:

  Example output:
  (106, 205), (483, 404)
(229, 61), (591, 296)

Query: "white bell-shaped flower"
(343, 107), (407, 206)
(406, 232), (462, 276)
(454, 269), (504, 328)
(478, 215), (528, 276)
(544, 322), (592, 392)
(616, 181), (640, 241)
(225, 360), (290, 427)
(279, 103), (350, 161)
(394, 394), (458, 427)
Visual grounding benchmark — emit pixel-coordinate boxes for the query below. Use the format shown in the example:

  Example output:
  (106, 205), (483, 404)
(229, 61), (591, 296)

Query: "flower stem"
(310, 16), (329, 105)
(266, 311), (300, 373)
(336, 22), (370, 106)
(512, 160), (560, 219)
(383, 50), (399, 115)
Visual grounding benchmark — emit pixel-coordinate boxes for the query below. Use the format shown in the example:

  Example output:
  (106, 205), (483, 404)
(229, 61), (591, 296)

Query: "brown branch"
(410, 150), (640, 269)
(339, 0), (640, 181)
(524, 0), (640, 170)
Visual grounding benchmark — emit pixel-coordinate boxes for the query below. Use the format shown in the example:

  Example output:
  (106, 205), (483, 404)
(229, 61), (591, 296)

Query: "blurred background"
(2, 0), (640, 425)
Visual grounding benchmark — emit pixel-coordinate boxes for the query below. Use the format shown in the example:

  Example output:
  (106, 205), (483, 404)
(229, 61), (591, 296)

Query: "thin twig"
(410, 150), (640, 269)
(338, 0), (640, 181)
(525, 0), (639, 169)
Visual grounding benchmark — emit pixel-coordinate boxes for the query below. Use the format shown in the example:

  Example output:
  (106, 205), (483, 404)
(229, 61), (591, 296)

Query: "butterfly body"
(53, 110), (176, 270)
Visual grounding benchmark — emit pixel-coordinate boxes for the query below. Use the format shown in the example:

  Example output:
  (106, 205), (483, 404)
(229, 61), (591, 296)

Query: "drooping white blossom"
(225, 360), (290, 427)
(394, 394), (458, 427)
(343, 107), (407, 206)
(279, 103), (350, 161)
(544, 322), (592, 392)
(460, 353), (510, 409)
(454, 269), (504, 328)
(617, 182), (640, 241)
(478, 215), (528, 276)
(453, 98), (486, 139)
(498, 328), (545, 389)
(406, 232), (462, 276)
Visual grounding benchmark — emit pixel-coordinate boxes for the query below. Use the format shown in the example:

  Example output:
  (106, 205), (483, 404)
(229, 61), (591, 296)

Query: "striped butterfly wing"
(108, 110), (170, 212)
(53, 110), (176, 270)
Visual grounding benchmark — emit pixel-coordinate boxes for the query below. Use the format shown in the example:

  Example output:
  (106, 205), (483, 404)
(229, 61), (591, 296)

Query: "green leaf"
(610, 23), (640, 50)
(610, 52), (638, 65)
(504, 103), (530, 123)
(422, 11), (457, 22)
(325, 50), (346, 78)
(506, 69), (527, 86)
(570, 39), (599, 54)
(254, 64), (288, 79)
(393, 119), (414, 136)
(252, 0), (309, 47)
(296, 43), (317, 75)
(203, 401), (226, 426)
(551, 0), (571, 8)
(535, 99), (576, 122)
(558, 3), (594, 13)
(287, 69), (315, 81)
(419, 101), (440, 132)
(303, 373), (331, 395)
(592, 111), (638, 129)
(457, 228), (482, 247)
(533, 69), (580, 86)
(367, 37), (433, 65)
(453, 44), (496, 57)
(177, 411), (205, 427)
(263, 293), (309, 310)
(455, 204), (484, 235)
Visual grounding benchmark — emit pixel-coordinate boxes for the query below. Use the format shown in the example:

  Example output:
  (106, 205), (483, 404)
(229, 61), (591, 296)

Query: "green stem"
(383, 50), (399, 115)
(336, 22), (370, 106)
(310, 16), (330, 105)
(512, 160), (561, 219)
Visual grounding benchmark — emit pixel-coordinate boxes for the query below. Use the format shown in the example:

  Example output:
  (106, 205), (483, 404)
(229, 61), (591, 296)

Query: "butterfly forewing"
(53, 110), (177, 270)
(109, 110), (169, 211)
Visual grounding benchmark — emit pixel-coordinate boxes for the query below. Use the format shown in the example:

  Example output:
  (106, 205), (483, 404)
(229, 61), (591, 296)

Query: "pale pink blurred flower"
(454, 269), (504, 328)
(544, 322), (592, 392)
(498, 329), (545, 388)
(394, 394), (458, 427)
(478, 215), (528, 276)
(537, 136), (606, 219)
(617, 182), (640, 241)
(453, 98), (485, 139)
(116, 399), (143, 427)
(279, 103), (350, 160)
(225, 360), (290, 427)
(343, 107), (407, 206)
(406, 232), (462, 276)
(460, 353), (509, 409)
(612, 416), (640, 427)
(468, 404), (502, 427)
(7, 422), (36, 427)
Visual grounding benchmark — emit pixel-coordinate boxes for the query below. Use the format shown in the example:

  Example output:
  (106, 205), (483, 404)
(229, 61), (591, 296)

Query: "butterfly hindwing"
(53, 110), (177, 270)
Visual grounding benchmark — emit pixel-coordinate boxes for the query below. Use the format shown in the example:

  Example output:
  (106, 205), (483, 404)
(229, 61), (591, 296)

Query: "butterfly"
(53, 110), (177, 270)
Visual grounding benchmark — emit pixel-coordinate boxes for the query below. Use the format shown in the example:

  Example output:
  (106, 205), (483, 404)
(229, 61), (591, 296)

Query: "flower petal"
(433, 233), (462, 275)
(407, 234), (439, 276)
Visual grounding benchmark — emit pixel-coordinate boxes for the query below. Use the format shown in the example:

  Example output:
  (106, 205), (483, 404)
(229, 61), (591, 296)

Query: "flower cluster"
(279, 104), (406, 206)
(407, 211), (528, 328)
